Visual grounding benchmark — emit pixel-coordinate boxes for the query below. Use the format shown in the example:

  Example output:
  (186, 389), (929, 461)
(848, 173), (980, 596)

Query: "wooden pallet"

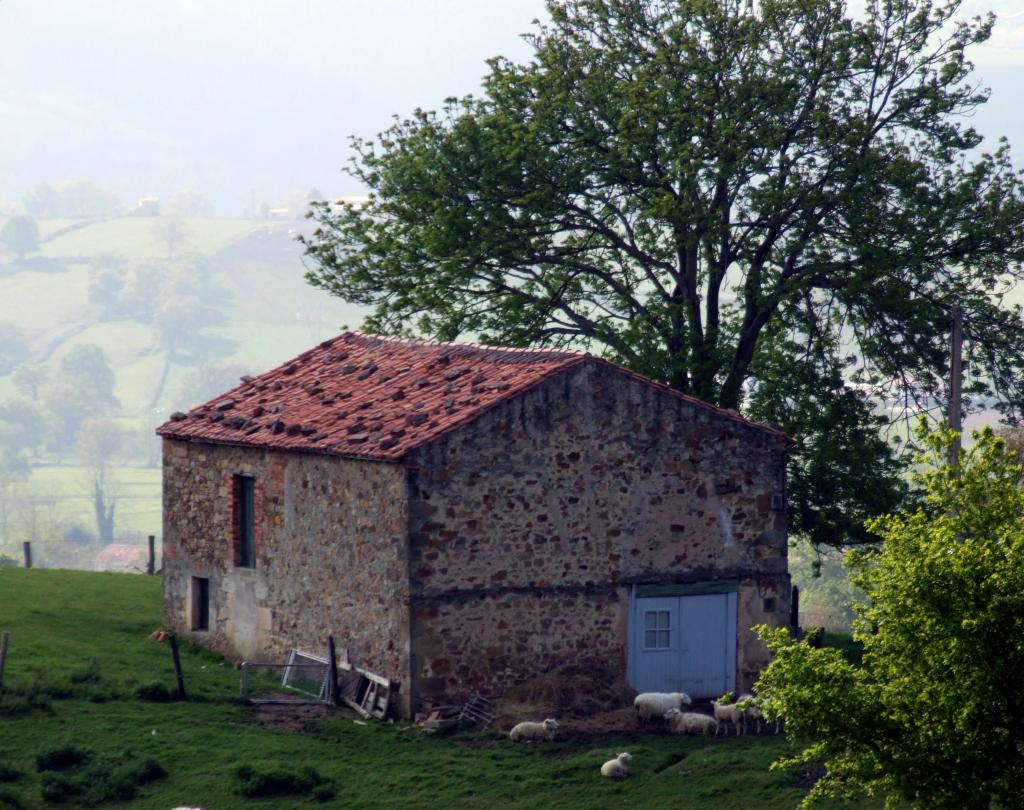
(336, 659), (395, 720)
(457, 691), (496, 730)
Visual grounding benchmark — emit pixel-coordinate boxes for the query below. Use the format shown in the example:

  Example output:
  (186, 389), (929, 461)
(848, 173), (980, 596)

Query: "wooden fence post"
(146, 535), (155, 575)
(168, 634), (186, 700)
(22, 542), (31, 569)
(0, 631), (9, 692)
(327, 636), (341, 706)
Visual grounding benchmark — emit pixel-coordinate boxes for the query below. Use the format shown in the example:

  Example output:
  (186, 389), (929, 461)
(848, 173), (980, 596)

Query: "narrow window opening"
(191, 577), (209, 631)
(234, 475), (255, 568)
(763, 597), (776, 613)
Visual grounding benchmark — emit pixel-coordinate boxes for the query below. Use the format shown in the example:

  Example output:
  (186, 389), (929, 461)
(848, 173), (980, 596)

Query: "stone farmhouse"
(157, 332), (790, 718)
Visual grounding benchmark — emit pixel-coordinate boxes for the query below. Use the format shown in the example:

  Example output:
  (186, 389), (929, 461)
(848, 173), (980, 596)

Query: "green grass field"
(38, 218), (259, 261)
(18, 462), (162, 542)
(0, 570), (885, 809)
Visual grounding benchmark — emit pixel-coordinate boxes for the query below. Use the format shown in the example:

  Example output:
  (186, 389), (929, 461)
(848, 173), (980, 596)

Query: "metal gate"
(627, 585), (737, 698)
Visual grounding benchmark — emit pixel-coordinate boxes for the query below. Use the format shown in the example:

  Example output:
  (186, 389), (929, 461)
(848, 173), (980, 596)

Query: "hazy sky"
(0, 0), (1020, 215)
(0, 0), (548, 213)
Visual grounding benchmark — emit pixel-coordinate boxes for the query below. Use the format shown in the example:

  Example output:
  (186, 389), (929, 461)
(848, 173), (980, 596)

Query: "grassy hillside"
(0, 570), (885, 810)
(38, 218), (257, 260)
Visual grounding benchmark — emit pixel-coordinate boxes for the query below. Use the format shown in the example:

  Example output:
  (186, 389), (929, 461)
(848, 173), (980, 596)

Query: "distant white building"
(133, 197), (161, 217)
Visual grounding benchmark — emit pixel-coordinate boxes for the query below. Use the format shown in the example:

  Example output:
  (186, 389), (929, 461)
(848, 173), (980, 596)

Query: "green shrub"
(235, 764), (331, 798)
(124, 758), (166, 784)
(135, 682), (172, 703)
(67, 662), (102, 685)
(0, 690), (52, 717)
(36, 684), (74, 700)
(0, 789), (24, 809)
(821, 631), (864, 667)
(39, 773), (79, 804)
(0, 763), (21, 783)
(36, 744), (88, 773)
(37, 753), (166, 807)
(311, 782), (337, 802)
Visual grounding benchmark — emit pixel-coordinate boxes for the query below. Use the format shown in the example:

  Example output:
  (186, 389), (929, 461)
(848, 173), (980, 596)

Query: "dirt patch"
(248, 702), (337, 733)
(492, 661), (640, 738)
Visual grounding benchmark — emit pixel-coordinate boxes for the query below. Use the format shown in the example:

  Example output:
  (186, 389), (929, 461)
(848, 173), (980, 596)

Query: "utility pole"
(948, 305), (963, 469)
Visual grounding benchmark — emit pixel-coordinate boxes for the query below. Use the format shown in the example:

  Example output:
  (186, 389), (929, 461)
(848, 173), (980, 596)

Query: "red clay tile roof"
(156, 332), (786, 460)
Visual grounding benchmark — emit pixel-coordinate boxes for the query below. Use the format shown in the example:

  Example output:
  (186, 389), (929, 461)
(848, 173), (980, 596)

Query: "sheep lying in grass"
(663, 708), (718, 735)
(509, 718), (559, 742)
(600, 752), (633, 779)
(634, 692), (692, 725)
(712, 695), (746, 736)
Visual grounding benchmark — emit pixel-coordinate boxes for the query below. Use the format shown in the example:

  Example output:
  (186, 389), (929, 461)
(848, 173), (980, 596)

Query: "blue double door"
(627, 590), (737, 698)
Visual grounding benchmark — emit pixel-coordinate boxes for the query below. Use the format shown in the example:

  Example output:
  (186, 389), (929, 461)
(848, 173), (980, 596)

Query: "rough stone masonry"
(159, 333), (790, 718)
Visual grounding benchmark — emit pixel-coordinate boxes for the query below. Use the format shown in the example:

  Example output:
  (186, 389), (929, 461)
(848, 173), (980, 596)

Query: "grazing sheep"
(712, 696), (745, 736)
(663, 708), (718, 735)
(736, 694), (781, 734)
(509, 718), (559, 742)
(634, 692), (692, 724)
(600, 752), (633, 779)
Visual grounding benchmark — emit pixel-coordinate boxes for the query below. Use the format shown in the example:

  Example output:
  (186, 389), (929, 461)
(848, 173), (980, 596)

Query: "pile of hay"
(493, 661), (639, 737)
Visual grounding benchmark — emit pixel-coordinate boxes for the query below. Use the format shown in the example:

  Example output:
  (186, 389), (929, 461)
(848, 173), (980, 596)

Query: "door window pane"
(643, 610), (671, 649)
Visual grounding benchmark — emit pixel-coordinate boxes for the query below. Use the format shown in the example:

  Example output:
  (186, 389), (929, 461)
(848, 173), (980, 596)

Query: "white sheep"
(633, 691), (692, 724)
(509, 718), (559, 742)
(712, 696), (745, 736)
(600, 752), (633, 779)
(736, 693), (781, 734)
(732, 693), (760, 733)
(663, 708), (718, 735)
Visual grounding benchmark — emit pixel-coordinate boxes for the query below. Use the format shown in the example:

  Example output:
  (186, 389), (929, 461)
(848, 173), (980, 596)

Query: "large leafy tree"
(756, 426), (1024, 808)
(304, 0), (1024, 546)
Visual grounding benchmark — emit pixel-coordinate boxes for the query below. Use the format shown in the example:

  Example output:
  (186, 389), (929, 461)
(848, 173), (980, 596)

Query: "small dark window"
(191, 577), (209, 631)
(234, 475), (255, 567)
(763, 597), (776, 613)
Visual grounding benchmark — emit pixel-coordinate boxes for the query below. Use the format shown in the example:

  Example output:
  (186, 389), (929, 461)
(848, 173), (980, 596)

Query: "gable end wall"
(404, 360), (789, 707)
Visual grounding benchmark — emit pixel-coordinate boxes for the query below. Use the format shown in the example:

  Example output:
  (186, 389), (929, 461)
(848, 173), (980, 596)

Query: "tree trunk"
(93, 480), (115, 543)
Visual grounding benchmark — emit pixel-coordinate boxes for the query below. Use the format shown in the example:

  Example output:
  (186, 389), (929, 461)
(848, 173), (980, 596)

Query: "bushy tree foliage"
(152, 257), (234, 362)
(22, 181), (120, 218)
(304, 0), (1024, 547)
(166, 190), (215, 218)
(40, 345), (119, 452)
(151, 215), (192, 260)
(0, 215), (39, 260)
(756, 426), (1024, 809)
(0, 322), (30, 377)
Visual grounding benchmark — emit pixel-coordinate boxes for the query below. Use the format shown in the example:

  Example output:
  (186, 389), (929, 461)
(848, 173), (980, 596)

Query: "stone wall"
(405, 360), (789, 705)
(412, 587), (628, 701)
(162, 440), (411, 703)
